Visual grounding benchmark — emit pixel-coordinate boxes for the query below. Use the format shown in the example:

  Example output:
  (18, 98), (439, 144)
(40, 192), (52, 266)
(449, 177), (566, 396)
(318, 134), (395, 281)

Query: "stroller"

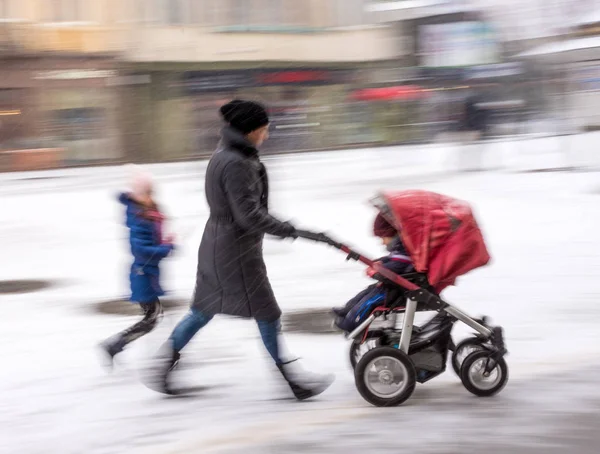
(297, 189), (508, 407)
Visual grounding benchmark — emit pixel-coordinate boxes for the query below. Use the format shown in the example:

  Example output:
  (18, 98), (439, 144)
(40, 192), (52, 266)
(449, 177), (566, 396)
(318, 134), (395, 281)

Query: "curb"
(281, 308), (338, 335)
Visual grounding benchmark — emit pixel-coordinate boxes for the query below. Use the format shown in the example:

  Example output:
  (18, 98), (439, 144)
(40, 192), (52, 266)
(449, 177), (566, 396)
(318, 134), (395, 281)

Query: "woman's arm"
(223, 160), (296, 238)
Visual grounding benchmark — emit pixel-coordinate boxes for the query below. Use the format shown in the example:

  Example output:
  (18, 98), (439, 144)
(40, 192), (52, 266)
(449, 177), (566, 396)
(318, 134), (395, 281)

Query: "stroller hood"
(371, 190), (491, 292)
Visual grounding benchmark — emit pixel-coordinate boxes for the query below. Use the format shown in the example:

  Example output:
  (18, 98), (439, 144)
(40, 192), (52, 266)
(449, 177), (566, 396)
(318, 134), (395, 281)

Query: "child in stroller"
(297, 189), (507, 407)
(332, 213), (415, 332)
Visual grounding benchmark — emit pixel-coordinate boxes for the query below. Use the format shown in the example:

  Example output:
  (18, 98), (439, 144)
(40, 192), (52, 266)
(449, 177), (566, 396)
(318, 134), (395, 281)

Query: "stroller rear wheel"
(354, 347), (416, 407)
(451, 337), (486, 376)
(460, 350), (508, 397)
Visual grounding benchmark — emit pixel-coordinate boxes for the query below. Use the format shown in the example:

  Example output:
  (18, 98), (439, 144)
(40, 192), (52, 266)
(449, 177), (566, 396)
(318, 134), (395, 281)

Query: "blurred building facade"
(516, 2), (600, 134)
(0, 0), (124, 169)
(117, 0), (423, 162)
(1, 0), (427, 167)
(3, 0), (587, 169)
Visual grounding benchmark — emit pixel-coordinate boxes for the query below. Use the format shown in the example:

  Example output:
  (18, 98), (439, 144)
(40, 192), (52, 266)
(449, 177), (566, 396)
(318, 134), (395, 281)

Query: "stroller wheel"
(451, 337), (486, 377)
(460, 350), (508, 397)
(354, 347), (416, 407)
(349, 338), (382, 370)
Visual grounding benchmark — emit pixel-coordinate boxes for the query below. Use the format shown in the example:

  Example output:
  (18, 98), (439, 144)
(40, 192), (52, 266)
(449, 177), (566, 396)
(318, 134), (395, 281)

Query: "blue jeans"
(169, 308), (283, 365)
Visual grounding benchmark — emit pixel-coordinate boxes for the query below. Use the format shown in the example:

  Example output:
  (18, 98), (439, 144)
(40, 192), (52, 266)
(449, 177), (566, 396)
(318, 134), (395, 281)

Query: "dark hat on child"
(373, 213), (397, 238)
(219, 99), (269, 134)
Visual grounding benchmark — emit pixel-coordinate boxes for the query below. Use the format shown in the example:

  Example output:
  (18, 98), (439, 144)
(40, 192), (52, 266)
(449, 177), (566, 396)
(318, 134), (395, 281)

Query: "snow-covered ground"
(2, 138), (600, 453)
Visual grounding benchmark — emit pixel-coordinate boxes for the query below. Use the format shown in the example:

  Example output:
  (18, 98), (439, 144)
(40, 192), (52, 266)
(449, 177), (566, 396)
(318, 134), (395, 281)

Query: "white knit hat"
(125, 164), (153, 199)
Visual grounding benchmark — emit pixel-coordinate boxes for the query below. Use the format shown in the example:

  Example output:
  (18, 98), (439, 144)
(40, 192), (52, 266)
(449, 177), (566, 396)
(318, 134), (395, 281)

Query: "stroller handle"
(295, 230), (342, 247)
(295, 229), (420, 292)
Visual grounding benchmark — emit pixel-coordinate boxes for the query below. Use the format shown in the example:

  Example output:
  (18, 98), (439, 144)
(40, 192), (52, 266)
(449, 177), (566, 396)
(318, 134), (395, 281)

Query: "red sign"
(256, 71), (330, 84)
(350, 85), (426, 102)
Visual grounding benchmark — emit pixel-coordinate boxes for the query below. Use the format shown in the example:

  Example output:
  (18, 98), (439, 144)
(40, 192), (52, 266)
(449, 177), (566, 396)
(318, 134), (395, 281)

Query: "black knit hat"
(219, 99), (269, 134)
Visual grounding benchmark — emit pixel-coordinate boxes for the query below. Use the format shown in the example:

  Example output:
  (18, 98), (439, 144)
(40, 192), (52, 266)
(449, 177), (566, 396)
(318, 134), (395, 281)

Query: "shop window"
(188, 95), (235, 154)
(0, 89), (25, 150)
(281, 0), (310, 27)
(230, 0), (248, 25)
(166, 0), (185, 25)
(50, 108), (106, 141)
(190, 0), (213, 25)
(135, 0), (160, 24)
(265, 0), (282, 25)
(147, 0), (212, 25)
(217, 0), (318, 30)
(333, 0), (364, 27)
(141, 0), (184, 25)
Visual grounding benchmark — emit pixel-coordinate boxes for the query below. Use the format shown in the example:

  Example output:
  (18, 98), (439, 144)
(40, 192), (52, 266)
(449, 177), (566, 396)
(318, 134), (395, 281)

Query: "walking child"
(100, 167), (175, 368)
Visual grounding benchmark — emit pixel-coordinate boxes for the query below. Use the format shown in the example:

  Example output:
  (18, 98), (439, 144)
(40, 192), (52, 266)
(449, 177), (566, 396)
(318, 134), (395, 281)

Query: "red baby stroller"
(297, 189), (508, 407)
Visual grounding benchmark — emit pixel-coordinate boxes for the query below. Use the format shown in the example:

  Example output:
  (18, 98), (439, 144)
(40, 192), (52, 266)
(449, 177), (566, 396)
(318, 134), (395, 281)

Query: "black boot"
(142, 341), (180, 395)
(277, 359), (335, 401)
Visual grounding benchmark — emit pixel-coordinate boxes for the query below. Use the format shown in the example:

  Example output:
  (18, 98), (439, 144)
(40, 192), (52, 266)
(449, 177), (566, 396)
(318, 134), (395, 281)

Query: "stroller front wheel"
(460, 350), (508, 397)
(354, 347), (416, 407)
(451, 337), (487, 376)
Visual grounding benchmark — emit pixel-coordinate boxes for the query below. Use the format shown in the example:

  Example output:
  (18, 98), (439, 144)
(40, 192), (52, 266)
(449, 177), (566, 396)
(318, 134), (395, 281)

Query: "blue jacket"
(119, 193), (173, 303)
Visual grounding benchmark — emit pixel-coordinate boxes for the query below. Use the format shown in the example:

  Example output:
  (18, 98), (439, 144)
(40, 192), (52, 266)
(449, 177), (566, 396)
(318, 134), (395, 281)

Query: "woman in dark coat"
(145, 100), (334, 400)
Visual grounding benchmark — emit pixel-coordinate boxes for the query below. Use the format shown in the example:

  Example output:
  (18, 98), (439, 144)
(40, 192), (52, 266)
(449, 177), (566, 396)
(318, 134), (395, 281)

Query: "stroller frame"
(296, 230), (508, 406)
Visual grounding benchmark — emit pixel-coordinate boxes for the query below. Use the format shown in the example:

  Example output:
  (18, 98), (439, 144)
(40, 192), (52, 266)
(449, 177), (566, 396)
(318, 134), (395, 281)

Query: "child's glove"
(163, 235), (176, 256)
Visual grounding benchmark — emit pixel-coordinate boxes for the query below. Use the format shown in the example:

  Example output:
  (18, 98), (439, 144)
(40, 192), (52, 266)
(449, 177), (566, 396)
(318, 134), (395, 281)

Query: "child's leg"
(338, 287), (387, 332)
(333, 284), (378, 317)
(121, 300), (164, 343)
(169, 307), (214, 352)
(103, 300), (163, 355)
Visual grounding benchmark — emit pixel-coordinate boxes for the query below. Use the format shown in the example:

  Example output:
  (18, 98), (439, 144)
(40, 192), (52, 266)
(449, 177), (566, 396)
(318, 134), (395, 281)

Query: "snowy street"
(2, 138), (600, 454)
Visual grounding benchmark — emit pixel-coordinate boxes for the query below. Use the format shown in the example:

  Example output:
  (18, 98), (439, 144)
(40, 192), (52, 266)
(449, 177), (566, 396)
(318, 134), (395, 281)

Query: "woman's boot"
(142, 341), (180, 395)
(277, 359), (335, 400)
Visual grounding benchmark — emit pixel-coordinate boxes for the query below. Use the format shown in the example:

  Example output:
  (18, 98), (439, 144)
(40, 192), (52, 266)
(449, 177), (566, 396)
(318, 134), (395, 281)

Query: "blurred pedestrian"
(143, 99), (335, 400)
(99, 166), (175, 369)
(460, 90), (490, 171)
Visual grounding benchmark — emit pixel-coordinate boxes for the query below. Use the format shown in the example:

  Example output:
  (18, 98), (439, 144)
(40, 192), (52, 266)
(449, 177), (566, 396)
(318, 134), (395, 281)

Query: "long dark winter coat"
(192, 127), (295, 322)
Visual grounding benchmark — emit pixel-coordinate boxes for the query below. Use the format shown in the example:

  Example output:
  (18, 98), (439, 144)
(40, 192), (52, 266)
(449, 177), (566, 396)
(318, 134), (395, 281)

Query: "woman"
(100, 167), (175, 368)
(145, 100), (334, 400)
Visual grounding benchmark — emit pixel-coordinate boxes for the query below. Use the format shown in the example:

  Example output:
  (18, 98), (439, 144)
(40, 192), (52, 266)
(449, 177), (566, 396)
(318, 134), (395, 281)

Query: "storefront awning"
(517, 36), (600, 62)
(350, 85), (425, 101)
(574, 10), (600, 28)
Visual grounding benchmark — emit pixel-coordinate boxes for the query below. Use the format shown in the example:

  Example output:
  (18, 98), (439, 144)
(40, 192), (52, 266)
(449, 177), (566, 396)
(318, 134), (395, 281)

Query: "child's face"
(381, 236), (395, 247)
(133, 189), (154, 207)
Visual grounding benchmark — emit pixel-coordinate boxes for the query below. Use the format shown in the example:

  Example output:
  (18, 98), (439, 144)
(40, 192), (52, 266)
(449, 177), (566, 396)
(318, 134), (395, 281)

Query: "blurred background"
(1, 0), (599, 170)
(4, 3), (600, 453)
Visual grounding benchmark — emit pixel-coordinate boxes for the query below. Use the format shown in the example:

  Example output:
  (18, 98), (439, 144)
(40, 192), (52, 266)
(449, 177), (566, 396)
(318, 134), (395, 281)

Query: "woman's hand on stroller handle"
(295, 230), (420, 291)
(295, 229), (338, 246)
